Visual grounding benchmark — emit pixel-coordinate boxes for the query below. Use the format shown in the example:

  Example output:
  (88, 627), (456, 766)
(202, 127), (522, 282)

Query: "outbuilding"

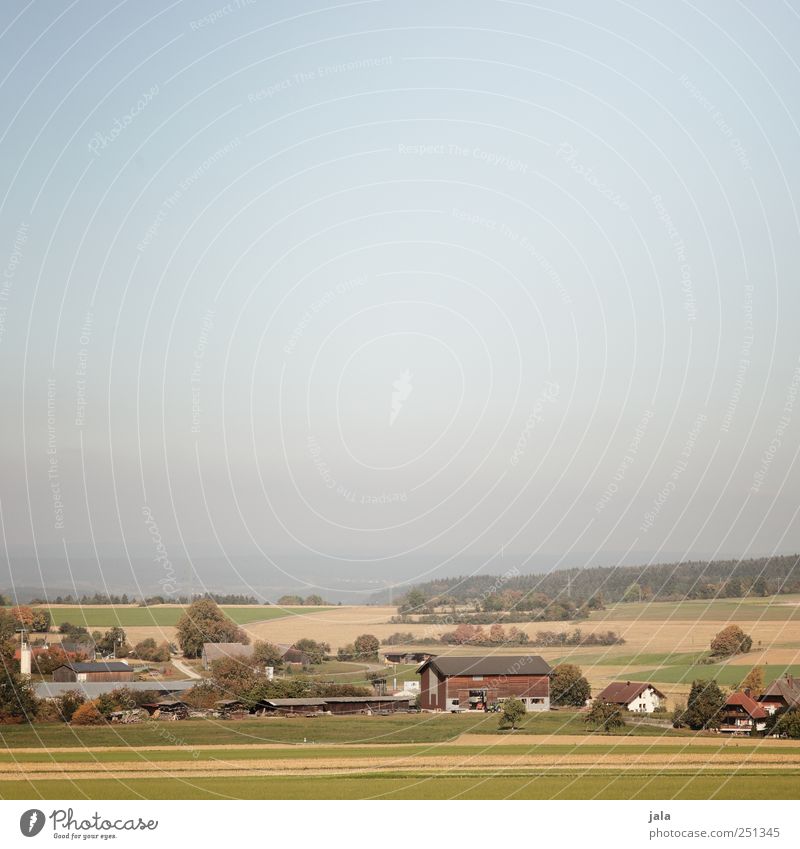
(52, 661), (134, 683)
(417, 655), (552, 712)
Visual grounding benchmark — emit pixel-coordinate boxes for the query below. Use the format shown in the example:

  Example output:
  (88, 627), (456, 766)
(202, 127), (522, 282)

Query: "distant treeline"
(19, 592), (263, 606)
(393, 553), (800, 612)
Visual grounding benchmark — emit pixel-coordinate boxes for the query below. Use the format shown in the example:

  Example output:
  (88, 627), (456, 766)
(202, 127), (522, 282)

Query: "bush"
(70, 701), (105, 725)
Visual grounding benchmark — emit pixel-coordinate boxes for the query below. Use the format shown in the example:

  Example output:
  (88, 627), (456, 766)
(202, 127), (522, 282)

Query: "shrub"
(710, 625), (752, 657)
(70, 701), (105, 725)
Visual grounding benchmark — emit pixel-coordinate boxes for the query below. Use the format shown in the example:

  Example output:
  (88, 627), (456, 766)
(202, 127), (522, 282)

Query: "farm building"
(596, 682), (666, 714)
(52, 661), (134, 683)
(259, 698), (327, 716)
(417, 655), (552, 712)
(720, 691), (768, 734)
(201, 642), (254, 669)
(257, 696), (414, 716)
(141, 699), (189, 720)
(322, 696), (414, 715)
(383, 651), (436, 664)
(35, 679), (195, 700)
(757, 675), (800, 714)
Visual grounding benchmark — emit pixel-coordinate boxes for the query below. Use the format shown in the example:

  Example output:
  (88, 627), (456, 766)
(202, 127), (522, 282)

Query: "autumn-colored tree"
(353, 634), (380, 659)
(710, 625), (753, 657)
(210, 656), (260, 696)
(739, 666), (765, 696)
(70, 700), (105, 725)
(489, 623), (506, 643)
(10, 606), (34, 630)
(30, 609), (51, 633)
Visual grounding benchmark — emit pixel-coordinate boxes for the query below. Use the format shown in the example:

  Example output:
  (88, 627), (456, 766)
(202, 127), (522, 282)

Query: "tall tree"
(550, 663), (591, 707)
(684, 679), (726, 730)
(176, 599), (248, 658)
(739, 666), (765, 696)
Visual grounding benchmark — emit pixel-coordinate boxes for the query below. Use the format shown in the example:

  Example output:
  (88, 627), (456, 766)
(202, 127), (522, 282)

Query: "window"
(472, 675), (483, 681)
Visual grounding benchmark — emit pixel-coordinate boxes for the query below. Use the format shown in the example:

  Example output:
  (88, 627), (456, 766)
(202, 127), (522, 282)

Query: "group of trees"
(529, 629), (625, 648)
(390, 553), (800, 610)
(440, 623), (531, 646)
(4, 606), (52, 633)
(276, 594), (328, 606)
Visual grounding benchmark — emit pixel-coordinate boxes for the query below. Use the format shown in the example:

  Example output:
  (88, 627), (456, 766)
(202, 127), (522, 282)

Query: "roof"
(262, 698), (327, 707)
(322, 696), (414, 703)
(201, 643), (254, 661)
(597, 682), (666, 704)
(35, 680), (196, 699)
(726, 691), (768, 718)
(59, 662), (133, 673)
(418, 655), (552, 677)
(759, 676), (800, 707)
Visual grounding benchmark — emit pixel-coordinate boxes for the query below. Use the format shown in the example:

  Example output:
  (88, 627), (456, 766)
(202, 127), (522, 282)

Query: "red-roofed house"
(596, 681), (666, 713)
(721, 690), (768, 734)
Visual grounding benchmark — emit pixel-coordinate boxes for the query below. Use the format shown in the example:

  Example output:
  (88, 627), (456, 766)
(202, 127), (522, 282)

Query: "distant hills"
(387, 554), (800, 607)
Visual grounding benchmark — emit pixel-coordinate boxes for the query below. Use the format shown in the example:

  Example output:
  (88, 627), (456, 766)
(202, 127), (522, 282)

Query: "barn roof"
(201, 643), (253, 661)
(726, 691), (768, 718)
(418, 655), (552, 677)
(759, 675), (800, 707)
(35, 680), (195, 699)
(597, 681), (665, 704)
(322, 696), (413, 703)
(262, 698), (327, 707)
(59, 662), (132, 673)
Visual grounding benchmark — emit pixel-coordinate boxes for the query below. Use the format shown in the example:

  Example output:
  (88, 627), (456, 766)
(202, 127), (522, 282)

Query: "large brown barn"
(417, 655), (552, 712)
(52, 662), (134, 683)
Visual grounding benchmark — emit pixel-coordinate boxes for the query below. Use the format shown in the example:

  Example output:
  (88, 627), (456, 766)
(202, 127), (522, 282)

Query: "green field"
(35, 605), (329, 628)
(639, 662), (800, 686)
(1, 771), (796, 800)
(0, 713), (692, 749)
(591, 597), (800, 622)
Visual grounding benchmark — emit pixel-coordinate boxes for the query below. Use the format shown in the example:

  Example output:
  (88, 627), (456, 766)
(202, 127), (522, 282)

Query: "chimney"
(744, 688), (751, 698)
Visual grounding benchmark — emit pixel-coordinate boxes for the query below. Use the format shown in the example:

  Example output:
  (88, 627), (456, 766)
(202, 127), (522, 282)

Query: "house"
(52, 661), (134, 683)
(596, 681), (666, 713)
(141, 699), (189, 720)
(417, 655), (552, 712)
(59, 640), (96, 661)
(201, 642), (254, 669)
(757, 675), (800, 715)
(383, 651), (436, 665)
(720, 691), (768, 734)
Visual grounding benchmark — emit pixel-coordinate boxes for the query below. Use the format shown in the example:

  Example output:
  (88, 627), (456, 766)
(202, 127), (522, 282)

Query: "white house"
(597, 681), (666, 713)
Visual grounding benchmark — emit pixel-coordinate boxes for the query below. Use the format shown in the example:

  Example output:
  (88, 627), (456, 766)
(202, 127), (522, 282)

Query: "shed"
(52, 661), (134, 683)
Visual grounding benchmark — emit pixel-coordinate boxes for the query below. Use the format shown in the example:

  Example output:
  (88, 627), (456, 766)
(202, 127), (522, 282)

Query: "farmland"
(1, 716), (799, 800)
(35, 604), (329, 628)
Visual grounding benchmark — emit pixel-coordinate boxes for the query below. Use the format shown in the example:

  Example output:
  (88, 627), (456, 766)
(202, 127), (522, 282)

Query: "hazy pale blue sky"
(1, 0), (799, 598)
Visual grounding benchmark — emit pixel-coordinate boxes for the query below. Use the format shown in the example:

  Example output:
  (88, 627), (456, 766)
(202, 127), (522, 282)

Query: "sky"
(1, 0), (799, 601)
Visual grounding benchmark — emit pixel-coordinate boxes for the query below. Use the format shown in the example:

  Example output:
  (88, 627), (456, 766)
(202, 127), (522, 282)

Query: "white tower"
(20, 633), (32, 676)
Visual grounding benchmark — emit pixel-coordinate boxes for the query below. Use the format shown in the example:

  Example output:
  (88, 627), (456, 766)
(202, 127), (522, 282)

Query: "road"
(172, 657), (202, 679)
